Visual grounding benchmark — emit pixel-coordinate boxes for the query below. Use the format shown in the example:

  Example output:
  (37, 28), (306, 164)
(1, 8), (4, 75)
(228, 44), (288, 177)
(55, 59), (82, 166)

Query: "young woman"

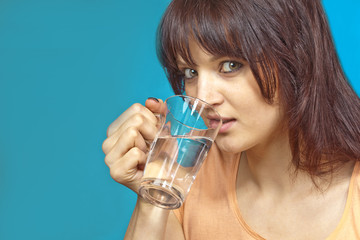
(102, 0), (360, 239)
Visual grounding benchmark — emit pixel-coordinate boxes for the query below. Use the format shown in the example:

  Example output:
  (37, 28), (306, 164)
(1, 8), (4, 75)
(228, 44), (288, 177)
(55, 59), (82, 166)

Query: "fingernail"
(147, 97), (159, 102)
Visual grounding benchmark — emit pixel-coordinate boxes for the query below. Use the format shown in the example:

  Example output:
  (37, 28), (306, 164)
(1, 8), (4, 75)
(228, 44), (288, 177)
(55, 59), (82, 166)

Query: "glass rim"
(164, 95), (222, 131)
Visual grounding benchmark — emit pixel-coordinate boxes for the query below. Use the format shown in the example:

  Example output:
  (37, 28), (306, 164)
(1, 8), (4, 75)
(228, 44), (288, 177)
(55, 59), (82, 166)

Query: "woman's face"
(178, 41), (286, 153)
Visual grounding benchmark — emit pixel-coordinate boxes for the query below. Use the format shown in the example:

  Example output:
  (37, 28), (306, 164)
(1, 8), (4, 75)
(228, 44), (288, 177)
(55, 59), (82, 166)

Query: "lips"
(222, 118), (234, 124)
(219, 118), (236, 133)
(208, 118), (222, 129)
(207, 116), (236, 133)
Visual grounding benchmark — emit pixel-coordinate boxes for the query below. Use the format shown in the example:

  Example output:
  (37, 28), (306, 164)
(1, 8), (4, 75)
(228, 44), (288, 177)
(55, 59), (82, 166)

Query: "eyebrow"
(176, 59), (197, 69)
(176, 55), (226, 69)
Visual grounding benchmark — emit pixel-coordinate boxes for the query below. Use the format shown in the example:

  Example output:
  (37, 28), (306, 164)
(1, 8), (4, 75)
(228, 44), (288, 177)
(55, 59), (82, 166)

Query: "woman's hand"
(102, 98), (164, 193)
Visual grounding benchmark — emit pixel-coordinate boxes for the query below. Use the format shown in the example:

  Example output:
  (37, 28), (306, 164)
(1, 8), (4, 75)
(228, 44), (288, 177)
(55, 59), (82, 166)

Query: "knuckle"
(132, 113), (146, 126)
(129, 147), (144, 159)
(102, 138), (111, 153)
(126, 127), (139, 139)
(110, 167), (124, 182)
(104, 154), (113, 166)
(106, 126), (112, 137)
(107, 120), (120, 137)
(131, 103), (143, 113)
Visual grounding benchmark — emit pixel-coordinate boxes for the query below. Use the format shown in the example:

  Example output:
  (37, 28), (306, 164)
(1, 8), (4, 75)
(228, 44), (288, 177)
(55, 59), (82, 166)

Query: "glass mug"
(139, 95), (222, 209)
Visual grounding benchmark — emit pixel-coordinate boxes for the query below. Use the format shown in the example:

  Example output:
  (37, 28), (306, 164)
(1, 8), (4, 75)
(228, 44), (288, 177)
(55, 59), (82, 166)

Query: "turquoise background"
(0, 0), (358, 239)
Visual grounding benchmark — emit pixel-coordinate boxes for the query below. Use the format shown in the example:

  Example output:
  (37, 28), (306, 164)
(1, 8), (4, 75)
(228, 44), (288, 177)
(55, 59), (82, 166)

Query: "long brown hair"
(157, 0), (360, 177)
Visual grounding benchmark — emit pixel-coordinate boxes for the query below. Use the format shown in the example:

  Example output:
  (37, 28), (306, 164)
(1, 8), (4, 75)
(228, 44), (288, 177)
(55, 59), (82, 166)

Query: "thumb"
(145, 97), (166, 114)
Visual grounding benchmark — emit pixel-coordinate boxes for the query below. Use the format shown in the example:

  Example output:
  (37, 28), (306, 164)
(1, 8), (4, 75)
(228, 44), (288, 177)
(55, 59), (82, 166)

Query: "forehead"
(176, 40), (217, 66)
(158, 0), (247, 72)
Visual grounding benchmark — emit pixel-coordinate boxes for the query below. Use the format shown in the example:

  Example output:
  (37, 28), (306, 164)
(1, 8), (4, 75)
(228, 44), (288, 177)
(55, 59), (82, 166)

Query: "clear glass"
(139, 95), (222, 209)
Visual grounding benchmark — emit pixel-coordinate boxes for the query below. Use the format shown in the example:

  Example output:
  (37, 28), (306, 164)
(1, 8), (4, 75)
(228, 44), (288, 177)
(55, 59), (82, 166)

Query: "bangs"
(157, 0), (277, 101)
(157, 0), (246, 93)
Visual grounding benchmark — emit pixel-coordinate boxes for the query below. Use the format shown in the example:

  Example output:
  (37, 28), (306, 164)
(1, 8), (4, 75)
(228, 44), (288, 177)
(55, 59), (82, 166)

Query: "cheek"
(215, 110), (284, 154)
(184, 83), (197, 97)
(217, 95), (284, 153)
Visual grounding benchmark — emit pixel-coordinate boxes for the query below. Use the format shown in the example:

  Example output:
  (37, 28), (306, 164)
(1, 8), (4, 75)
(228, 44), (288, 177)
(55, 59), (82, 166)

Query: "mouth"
(207, 116), (236, 133)
(219, 118), (236, 133)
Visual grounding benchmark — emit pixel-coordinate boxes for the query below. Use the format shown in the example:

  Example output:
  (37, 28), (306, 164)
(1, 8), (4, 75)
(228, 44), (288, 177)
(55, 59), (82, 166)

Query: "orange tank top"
(173, 145), (360, 239)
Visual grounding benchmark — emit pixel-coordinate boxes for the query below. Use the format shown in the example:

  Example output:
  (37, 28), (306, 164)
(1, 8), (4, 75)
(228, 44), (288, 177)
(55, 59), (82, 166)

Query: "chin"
(214, 137), (243, 154)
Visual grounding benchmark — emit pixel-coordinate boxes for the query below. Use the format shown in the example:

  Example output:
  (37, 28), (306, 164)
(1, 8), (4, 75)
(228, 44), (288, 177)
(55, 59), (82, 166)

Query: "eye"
(220, 61), (243, 73)
(184, 68), (198, 79)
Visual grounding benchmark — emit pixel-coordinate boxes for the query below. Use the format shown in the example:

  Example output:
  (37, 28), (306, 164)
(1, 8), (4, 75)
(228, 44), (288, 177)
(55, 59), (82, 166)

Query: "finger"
(109, 147), (147, 192)
(104, 126), (146, 166)
(102, 113), (158, 154)
(107, 103), (158, 137)
(145, 97), (166, 115)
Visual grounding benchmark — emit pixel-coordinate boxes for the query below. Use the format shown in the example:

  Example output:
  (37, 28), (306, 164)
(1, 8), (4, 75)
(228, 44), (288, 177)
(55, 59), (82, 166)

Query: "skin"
(179, 41), (285, 155)
(102, 40), (355, 239)
(181, 41), (354, 239)
(102, 98), (184, 240)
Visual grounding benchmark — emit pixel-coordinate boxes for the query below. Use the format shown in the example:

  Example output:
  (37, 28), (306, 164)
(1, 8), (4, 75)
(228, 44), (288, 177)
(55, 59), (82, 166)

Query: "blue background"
(0, 0), (358, 239)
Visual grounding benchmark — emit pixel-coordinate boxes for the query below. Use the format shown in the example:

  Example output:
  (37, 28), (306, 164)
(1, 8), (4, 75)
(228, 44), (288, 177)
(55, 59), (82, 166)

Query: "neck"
(237, 132), (305, 195)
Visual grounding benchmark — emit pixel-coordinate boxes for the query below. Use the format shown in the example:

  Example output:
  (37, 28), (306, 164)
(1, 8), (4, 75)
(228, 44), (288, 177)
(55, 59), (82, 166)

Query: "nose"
(196, 72), (223, 107)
